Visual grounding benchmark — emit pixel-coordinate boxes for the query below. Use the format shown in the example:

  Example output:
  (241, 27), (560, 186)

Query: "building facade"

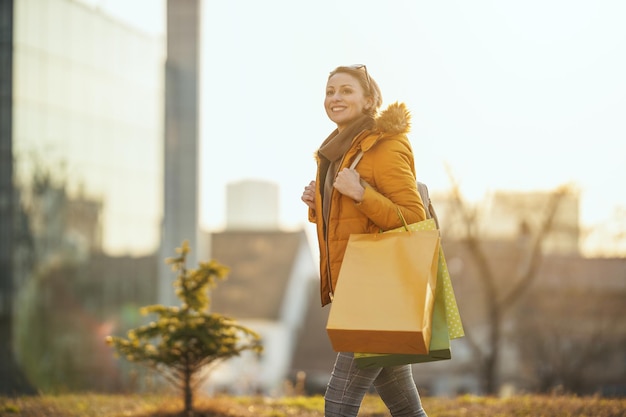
(2, 0), (167, 392)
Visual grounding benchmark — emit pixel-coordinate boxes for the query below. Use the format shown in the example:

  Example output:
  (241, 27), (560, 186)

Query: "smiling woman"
(301, 65), (429, 417)
(324, 65), (382, 132)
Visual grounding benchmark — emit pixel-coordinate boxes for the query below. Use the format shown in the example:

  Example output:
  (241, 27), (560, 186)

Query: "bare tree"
(446, 168), (572, 394)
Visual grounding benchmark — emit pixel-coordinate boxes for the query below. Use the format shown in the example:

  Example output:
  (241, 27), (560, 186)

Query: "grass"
(1, 393), (625, 417)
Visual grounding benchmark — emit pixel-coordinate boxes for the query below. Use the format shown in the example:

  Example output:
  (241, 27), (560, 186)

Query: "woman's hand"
(301, 180), (316, 209)
(334, 168), (365, 203)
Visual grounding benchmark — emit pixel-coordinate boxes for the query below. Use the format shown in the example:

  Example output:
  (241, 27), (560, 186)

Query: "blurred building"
(225, 180), (280, 230)
(433, 189), (581, 255)
(160, 0), (201, 307)
(13, 0), (165, 256)
(483, 191), (580, 255)
(1, 0), (169, 392)
(202, 180), (319, 395)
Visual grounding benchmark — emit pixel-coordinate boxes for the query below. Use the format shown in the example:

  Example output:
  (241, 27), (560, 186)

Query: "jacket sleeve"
(354, 136), (426, 230)
(308, 207), (317, 223)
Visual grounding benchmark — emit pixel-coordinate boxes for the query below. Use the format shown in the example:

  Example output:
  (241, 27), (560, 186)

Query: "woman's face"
(325, 72), (372, 132)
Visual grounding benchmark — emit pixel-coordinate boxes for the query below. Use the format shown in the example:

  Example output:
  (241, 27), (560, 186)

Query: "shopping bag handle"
(397, 208), (409, 232)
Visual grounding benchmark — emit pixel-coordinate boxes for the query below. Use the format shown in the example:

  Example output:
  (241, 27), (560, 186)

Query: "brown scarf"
(317, 115), (374, 230)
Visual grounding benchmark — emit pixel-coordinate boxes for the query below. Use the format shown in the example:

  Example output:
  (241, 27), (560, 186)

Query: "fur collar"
(374, 102), (411, 136)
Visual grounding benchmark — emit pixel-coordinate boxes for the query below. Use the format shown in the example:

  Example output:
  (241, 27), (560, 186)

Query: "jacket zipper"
(324, 185), (335, 302)
(325, 243), (334, 302)
(325, 150), (355, 302)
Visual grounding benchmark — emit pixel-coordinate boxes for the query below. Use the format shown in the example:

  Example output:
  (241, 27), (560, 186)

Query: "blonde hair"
(328, 65), (383, 117)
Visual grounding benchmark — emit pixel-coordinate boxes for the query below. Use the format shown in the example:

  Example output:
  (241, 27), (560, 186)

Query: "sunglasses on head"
(348, 64), (371, 91)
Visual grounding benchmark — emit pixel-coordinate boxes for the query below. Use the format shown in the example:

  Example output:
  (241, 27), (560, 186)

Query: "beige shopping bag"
(326, 228), (440, 355)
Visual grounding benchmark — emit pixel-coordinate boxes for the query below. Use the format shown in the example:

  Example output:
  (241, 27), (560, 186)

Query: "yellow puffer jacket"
(309, 102), (426, 306)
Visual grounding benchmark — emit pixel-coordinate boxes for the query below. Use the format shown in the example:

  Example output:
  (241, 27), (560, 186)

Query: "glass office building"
(5, 0), (165, 391)
(13, 0), (164, 256)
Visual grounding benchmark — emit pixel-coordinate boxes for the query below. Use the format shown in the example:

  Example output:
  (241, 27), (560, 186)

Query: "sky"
(84, 0), (626, 255)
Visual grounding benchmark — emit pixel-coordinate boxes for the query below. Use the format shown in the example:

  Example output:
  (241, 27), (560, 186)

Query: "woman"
(301, 65), (428, 417)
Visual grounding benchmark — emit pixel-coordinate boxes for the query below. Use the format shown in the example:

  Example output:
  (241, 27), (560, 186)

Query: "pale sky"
(84, 0), (626, 255)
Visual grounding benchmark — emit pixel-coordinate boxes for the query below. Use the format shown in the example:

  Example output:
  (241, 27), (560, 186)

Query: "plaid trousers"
(324, 352), (428, 417)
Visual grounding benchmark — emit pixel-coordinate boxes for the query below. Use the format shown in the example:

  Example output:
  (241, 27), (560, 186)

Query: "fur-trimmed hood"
(373, 101), (411, 136)
(358, 102), (411, 153)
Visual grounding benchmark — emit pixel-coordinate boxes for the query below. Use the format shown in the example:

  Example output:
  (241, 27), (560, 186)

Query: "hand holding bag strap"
(349, 150), (373, 190)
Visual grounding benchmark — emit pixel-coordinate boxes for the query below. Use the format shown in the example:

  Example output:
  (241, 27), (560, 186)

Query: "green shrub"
(106, 241), (262, 416)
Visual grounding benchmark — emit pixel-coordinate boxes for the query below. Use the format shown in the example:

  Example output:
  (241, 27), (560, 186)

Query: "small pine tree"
(106, 240), (263, 415)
